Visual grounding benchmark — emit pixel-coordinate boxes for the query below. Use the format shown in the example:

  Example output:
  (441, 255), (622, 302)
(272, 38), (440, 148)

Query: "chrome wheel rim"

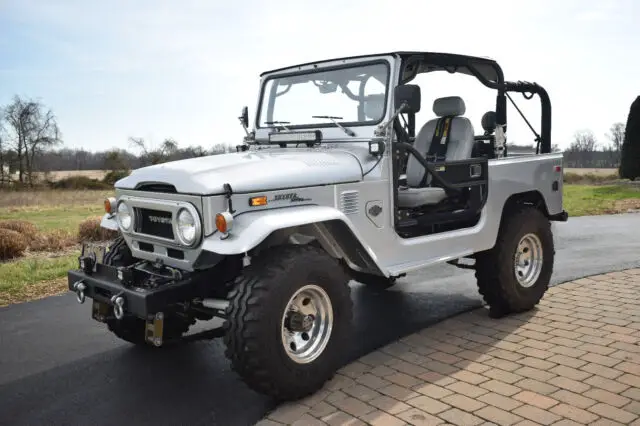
(514, 233), (544, 288)
(281, 284), (333, 364)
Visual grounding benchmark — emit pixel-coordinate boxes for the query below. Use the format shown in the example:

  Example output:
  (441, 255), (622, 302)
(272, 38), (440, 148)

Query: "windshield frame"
(255, 59), (391, 133)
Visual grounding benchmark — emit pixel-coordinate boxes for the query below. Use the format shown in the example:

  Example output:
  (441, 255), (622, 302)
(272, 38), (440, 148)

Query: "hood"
(115, 149), (364, 194)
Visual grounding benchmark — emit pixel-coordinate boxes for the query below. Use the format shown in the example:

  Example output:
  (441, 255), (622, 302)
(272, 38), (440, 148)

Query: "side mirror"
(394, 84), (421, 114)
(239, 106), (249, 128)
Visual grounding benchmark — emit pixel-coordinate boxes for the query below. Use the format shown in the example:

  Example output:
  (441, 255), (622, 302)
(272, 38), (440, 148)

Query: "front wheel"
(223, 244), (353, 401)
(475, 206), (554, 317)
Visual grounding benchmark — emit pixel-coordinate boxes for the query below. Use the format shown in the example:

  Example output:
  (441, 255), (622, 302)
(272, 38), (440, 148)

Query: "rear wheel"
(223, 244), (353, 401)
(475, 206), (554, 317)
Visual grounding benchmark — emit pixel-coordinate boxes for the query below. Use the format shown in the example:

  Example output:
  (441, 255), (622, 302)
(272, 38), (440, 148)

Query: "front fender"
(100, 213), (119, 231)
(201, 205), (388, 276)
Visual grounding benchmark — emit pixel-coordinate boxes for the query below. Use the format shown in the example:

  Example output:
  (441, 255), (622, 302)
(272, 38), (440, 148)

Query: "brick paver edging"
(258, 269), (640, 426)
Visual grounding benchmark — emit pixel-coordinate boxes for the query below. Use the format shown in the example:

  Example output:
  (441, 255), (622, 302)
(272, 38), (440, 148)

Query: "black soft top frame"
(260, 51), (552, 154)
(396, 52), (552, 154)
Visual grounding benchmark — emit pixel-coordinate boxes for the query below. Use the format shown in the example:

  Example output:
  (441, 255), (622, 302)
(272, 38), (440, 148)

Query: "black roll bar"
(466, 64), (552, 154)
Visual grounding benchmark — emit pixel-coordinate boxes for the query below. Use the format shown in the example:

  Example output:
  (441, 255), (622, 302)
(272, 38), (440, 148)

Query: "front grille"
(135, 208), (174, 239)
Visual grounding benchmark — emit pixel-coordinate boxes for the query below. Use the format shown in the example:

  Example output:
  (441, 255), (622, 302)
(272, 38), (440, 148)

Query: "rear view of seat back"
(406, 96), (476, 187)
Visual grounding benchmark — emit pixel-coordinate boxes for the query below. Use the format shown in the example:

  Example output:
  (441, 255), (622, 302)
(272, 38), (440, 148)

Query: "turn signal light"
(104, 197), (116, 214)
(249, 196), (267, 207)
(215, 212), (234, 234)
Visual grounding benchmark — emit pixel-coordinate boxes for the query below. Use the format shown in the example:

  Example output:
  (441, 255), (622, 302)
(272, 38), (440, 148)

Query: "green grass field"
(0, 189), (112, 306)
(0, 205), (106, 232)
(0, 254), (78, 306)
(564, 184), (640, 216)
(0, 182), (639, 306)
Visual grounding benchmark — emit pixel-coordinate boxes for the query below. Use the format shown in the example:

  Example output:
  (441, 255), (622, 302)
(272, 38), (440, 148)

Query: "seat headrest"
(481, 111), (497, 133)
(363, 94), (385, 120)
(433, 96), (466, 117)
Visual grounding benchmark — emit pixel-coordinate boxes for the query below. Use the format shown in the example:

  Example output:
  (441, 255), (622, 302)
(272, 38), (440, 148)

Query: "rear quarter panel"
(488, 153), (564, 216)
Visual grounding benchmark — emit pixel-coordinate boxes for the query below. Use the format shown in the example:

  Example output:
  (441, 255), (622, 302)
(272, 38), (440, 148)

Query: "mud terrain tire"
(223, 244), (353, 401)
(475, 206), (554, 317)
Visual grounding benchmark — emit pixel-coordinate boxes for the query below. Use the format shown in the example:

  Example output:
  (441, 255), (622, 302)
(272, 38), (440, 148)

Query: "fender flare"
(201, 205), (389, 277)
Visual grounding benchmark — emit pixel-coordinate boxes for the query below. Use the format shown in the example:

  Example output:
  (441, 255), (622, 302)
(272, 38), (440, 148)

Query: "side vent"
(339, 190), (359, 215)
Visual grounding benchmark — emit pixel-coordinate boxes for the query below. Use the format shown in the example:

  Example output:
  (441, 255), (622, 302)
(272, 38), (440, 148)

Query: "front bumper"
(67, 263), (198, 319)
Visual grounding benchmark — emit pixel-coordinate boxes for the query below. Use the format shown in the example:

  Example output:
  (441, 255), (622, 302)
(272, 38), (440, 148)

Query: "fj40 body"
(69, 51), (567, 401)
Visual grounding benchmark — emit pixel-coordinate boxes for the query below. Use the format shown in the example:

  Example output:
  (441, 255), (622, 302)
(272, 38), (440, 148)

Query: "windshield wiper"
(264, 120), (291, 131)
(312, 115), (356, 137)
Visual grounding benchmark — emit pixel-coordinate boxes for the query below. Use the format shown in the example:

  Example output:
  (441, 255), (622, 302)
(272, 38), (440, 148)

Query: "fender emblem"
(270, 192), (311, 203)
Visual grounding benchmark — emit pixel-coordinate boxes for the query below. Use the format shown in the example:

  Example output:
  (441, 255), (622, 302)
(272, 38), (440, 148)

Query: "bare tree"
(3, 95), (61, 184)
(129, 137), (179, 166)
(606, 122), (625, 161)
(568, 130), (598, 152)
(0, 114), (6, 185)
(26, 108), (61, 181)
(104, 149), (129, 172)
(566, 130), (598, 167)
(210, 143), (228, 154)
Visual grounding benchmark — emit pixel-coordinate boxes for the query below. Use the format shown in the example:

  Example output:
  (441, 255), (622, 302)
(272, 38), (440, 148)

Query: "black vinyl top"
(259, 51), (503, 83)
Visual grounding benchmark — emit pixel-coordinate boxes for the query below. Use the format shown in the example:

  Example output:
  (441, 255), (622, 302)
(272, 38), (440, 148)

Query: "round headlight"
(117, 202), (132, 230)
(177, 208), (197, 244)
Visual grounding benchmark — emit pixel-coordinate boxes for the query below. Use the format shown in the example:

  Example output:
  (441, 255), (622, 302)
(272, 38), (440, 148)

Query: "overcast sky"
(1, 0), (638, 153)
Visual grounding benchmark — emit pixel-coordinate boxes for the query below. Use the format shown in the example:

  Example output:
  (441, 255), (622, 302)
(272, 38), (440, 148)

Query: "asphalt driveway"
(0, 213), (638, 426)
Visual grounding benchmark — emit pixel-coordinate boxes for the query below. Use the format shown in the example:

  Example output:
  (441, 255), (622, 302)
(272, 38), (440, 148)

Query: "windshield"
(258, 61), (389, 129)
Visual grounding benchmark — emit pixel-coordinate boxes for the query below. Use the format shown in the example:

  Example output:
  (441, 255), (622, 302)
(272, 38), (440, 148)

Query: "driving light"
(215, 211), (234, 234)
(268, 130), (322, 144)
(177, 208), (197, 245)
(104, 197), (116, 215)
(116, 202), (132, 231)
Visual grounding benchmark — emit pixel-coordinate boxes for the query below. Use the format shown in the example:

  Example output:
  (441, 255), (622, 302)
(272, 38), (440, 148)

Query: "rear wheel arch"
(501, 190), (550, 223)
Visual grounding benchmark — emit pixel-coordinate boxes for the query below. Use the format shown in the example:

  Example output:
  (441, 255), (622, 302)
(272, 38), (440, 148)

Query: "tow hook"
(73, 280), (87, 304)
(111, 294), (125, 319)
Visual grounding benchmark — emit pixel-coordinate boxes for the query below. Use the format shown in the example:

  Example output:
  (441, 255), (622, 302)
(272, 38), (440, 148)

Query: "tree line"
(0, 95), (229, 186)
(2, 94), (639, 186)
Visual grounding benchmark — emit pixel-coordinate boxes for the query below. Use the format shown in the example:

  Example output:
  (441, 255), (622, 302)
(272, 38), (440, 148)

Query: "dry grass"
(0, 218), (78, 254)
(564, 172), (620, 184)
(2, 170), (108, 185)
(0, 229), (28, 260)
(45, 170), (107, 181)
(78, 216), (118, 242)
(30, 229), (78, 252)
(0, 189), (111, 234)
(0, 277), (69, 307)
(564, 167), (618, 176)
(0, 220), (38, 242)
(0, 253), (79, 307)
(0, 189), (112, 209)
